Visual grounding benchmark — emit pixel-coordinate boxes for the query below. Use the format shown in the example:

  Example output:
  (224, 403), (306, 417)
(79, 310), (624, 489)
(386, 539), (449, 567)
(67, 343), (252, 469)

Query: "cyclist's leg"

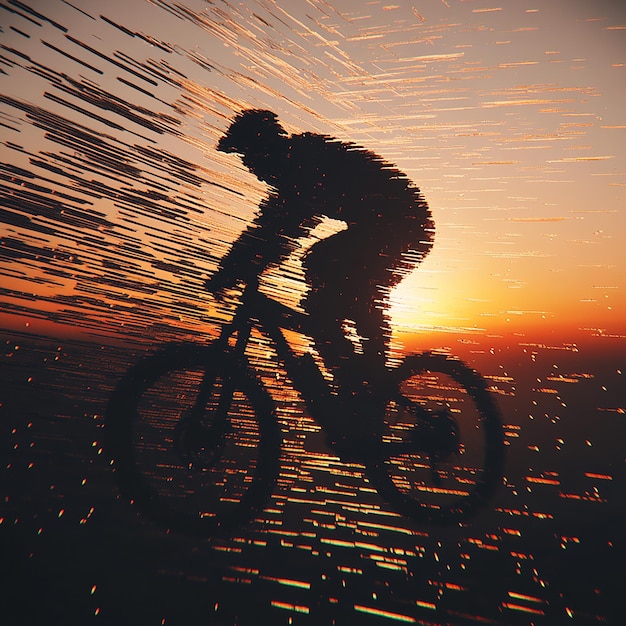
(350, 289), (389, 373)
(352, 215), (432, 371)
(303, 222), (425, 376)
(303, 278), (356, 382)
(302, 231), (366, 390)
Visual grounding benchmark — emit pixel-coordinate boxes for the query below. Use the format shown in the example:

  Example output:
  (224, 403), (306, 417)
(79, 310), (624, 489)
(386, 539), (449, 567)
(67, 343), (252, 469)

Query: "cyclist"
(209, 109), (434, 403)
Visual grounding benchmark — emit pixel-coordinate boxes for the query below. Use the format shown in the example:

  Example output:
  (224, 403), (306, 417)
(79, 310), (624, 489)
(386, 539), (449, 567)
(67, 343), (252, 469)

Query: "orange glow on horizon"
(0, 0), (623, 352)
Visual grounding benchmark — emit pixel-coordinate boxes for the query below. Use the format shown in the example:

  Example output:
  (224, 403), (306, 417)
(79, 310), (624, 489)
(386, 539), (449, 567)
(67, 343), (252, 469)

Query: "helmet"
(217, 109), (287, 155)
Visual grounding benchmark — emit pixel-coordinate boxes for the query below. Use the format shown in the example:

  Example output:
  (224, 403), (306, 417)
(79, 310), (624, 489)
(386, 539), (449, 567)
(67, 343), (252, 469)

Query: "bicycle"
(106, 278), (505, 536)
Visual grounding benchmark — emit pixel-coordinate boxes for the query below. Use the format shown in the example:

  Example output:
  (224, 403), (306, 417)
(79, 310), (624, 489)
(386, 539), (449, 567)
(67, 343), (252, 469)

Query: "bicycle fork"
(174, 313), (254, 469)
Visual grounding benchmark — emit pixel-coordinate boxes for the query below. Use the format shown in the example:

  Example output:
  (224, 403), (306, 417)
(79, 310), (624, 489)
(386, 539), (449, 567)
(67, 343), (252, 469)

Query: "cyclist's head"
(218, 109), (287, 182)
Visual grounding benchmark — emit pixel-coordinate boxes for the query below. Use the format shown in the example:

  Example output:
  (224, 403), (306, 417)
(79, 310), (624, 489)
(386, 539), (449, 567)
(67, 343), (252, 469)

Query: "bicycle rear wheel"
(366, 353), (505, 525)
(106, 342), (280, 536)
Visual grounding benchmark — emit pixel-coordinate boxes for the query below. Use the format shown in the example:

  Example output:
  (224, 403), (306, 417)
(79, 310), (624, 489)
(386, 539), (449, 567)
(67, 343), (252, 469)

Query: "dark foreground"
(1, 330), (624, 625)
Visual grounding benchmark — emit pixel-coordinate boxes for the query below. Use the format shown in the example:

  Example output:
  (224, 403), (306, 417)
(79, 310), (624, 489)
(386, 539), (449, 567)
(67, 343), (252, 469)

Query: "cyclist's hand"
(205, 270), (231, 294)
(206, 272), (243, 303)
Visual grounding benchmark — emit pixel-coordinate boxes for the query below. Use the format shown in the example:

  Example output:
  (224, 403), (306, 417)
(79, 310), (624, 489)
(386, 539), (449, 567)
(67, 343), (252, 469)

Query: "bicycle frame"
(210, 280), (345, 436)
(198, 280), (436, 460)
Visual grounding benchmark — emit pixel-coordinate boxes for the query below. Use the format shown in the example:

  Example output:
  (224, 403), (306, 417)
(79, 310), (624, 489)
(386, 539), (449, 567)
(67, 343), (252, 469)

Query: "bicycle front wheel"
(366, 353), (505, 525)
(106, 342), (280, 536)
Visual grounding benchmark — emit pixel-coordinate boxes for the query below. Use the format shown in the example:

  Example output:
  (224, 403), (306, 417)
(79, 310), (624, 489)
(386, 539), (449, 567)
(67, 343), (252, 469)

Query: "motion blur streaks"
(1, 3), (624, 625)
(1, 0), (625, 344)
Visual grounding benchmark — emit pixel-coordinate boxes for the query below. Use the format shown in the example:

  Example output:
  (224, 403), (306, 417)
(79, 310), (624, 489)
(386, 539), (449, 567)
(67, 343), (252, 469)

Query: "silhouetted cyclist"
(209, 109), (434, 405)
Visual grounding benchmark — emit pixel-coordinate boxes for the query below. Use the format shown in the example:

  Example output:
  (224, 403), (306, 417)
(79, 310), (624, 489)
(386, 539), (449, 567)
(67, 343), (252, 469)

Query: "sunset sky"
(1, 0), (625, 348)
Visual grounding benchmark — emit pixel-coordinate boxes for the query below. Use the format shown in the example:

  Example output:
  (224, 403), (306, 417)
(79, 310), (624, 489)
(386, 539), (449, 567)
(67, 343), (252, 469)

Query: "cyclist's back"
(280, 132), (421, 220)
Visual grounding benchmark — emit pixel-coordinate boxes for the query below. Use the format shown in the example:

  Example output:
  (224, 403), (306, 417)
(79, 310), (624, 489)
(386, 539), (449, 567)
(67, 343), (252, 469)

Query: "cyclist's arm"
(207, 194), (320, 292)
